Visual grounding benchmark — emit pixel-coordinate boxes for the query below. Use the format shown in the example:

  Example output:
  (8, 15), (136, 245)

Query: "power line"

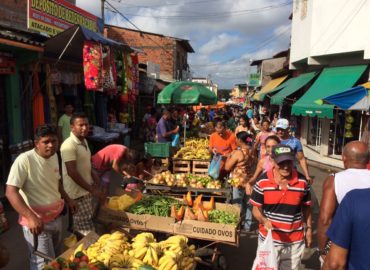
(109, 0), (226, 9)
(105, 1), (174, 58)
(106, 1), (292, 20)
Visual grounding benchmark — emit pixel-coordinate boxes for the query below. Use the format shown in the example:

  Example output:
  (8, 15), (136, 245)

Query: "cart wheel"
(214, 254), (228, 270)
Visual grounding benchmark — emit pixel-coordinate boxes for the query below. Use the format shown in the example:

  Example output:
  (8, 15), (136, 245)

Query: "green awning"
(270, 72), (318, 105)
(291, 65), (367, 118)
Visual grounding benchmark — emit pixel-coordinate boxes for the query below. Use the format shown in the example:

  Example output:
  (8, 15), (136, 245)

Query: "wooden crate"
(173, 159), (191, 173)
(192, 160), (210, 175)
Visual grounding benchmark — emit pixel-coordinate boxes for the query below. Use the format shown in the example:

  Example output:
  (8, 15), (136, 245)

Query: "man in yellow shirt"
(61, 113), (103, 236)
(6, 125), (76, 270)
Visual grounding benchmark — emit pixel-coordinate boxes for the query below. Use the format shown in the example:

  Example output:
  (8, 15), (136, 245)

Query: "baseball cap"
(271, 144), (295, 164)
(276, 118), (289, 130)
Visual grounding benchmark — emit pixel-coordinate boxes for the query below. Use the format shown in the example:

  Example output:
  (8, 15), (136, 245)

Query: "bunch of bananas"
(174, 138), (211, 160)
(85, 231), (130, 265)
(129, 233), (161, 267)
(157, 235), (197, 270)
(109, 254), (143, 269)
(227, 178), (240, 187)
(106, 194), (137, 211)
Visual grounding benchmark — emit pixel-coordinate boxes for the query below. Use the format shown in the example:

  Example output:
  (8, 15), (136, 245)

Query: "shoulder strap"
(56, 151), (63, 183)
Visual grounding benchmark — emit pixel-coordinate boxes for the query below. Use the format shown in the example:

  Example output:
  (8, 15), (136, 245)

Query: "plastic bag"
(208, 154), (222, 179)
(252, 230), (278, 270)
(171, 133), (180, 147)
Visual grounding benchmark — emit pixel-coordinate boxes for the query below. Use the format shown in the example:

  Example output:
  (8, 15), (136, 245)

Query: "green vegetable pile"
(208, 210), (239, 225)
(126, 195), (180, 217)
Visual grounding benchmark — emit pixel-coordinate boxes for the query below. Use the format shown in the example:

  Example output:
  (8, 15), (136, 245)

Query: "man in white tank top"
(317, 141), (370, 262)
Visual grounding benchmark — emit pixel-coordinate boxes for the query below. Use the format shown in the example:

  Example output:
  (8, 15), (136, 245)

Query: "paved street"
(0, 164), (337, 270)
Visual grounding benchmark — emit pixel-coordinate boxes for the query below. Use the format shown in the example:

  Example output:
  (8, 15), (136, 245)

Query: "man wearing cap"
(275, 118), (312, 183)
(250, 144), (312, 270)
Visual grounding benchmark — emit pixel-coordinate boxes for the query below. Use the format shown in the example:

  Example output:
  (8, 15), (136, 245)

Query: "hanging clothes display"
(32, 63), (45, 131)
(102, 46), (117, 94)
(46, 64), (58, 126)
(83, 41), (103, 91)
(84, 91), (96, 125)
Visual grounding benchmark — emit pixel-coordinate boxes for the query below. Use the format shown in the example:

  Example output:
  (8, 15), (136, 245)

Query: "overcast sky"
(76, 0), (292, 89)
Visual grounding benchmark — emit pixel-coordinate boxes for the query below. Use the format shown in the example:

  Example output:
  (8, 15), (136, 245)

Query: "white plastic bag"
(252, 230), (278, 270)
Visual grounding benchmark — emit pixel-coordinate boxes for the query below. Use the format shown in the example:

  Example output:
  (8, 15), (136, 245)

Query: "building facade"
(105, 25), (194, 82)
(289, 0), (370, 168)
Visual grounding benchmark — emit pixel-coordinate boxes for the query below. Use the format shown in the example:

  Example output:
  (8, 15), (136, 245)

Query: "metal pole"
(57, 26), (79, 63)
(333, 110), (338, 155)
(101, 0), (105, 24)
(359, 110), (364, 140)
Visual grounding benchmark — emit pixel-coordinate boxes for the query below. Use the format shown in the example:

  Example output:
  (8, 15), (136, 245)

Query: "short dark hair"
(34, 124), (57, 140)
(214, 119), (226, 128)
(261, 118), (270, 125)
(265, 135), (281, 145)
(70, 112), (88, 125)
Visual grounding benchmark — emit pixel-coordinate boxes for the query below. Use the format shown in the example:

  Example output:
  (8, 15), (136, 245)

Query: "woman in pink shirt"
(253, 118), (275, 158)
(246, 135), (280, 195)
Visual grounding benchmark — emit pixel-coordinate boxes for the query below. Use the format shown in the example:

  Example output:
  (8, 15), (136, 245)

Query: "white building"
(289, 0), (370, 168)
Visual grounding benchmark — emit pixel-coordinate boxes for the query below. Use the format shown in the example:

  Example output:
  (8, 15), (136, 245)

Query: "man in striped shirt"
(250, 144), (312, 270)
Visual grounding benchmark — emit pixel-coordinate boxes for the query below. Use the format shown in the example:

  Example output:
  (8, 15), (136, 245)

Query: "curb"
(307, 159), (342, 173)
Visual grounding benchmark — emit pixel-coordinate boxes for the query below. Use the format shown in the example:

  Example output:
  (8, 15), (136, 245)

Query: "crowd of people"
(1, 103), (369, 270)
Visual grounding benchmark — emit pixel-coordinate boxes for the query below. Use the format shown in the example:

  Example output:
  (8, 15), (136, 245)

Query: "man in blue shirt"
(323, 188), (370, 270)
(156, 110), (179, 142)
(276, 118), (311, 183)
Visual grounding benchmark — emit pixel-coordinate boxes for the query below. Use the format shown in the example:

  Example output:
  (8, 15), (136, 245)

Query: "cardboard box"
(96, 206), (176, 234)
(173, 203), (240, 244)
(98, 202), (240, 245)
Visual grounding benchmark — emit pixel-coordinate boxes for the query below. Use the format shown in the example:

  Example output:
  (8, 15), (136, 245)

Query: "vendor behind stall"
(156, 110), (179, 143)
(91, 144), (138, 196)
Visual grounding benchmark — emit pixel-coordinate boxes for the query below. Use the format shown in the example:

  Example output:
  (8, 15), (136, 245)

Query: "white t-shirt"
(334, 168), (370, 203)
(61, 132), (93, 199)
(6, 149), (61, 207)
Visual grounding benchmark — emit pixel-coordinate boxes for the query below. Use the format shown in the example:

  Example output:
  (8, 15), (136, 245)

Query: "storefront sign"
(0, 52), (16, 74)
(248, 73), (261, 87)
(27, 0), (99, 36)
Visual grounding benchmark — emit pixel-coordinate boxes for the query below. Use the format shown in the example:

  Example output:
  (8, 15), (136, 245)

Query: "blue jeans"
(22, 216), (63, 270)
(232, 187), (252, 230)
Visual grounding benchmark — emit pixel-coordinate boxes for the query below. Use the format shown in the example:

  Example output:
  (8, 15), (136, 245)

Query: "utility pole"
(101, 0), (105, 24)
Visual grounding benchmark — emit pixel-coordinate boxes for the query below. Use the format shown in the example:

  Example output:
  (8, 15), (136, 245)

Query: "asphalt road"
(0, 164), (333, 270)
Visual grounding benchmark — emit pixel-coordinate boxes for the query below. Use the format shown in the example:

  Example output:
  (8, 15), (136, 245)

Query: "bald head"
(342, 141), (369, 167)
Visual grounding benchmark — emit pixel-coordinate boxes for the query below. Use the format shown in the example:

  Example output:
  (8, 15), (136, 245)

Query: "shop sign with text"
(27, 0), (99, 36)
(249, 73), (261, 87)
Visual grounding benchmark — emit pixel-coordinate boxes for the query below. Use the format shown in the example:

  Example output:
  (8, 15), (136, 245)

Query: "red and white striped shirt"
(250, 169), (311, 245)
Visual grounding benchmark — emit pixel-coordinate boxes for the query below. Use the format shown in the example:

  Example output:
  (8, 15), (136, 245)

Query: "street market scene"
(0, 0), (370, 269)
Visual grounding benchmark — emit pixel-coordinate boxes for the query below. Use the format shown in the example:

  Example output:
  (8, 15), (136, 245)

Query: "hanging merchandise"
(46, 64), (58, 126)
(83, 41), (103, 91)
(84, 91), (96, 125)
(102, 46), (117, 94)
(32, 64), (45, 131)
(131, 53), (139, 96)
(344, 111), (354, 138)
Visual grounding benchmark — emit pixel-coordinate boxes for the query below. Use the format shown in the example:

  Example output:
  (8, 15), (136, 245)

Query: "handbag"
(252, 229), (278, 270)
(208, 154), (222, 179)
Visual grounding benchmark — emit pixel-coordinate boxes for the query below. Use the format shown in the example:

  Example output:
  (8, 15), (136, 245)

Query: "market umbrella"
(157, 81), (217, 105)
(157, 81), (217, 143)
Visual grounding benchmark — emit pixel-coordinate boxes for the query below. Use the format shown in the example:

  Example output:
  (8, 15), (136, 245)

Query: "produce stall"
(145, 171), (231, 202)
(96, 191), (241, 245)
(46, 231), (198, 270)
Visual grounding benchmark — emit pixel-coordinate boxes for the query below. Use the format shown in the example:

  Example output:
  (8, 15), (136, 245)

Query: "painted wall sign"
(27, 0), (99, 36)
